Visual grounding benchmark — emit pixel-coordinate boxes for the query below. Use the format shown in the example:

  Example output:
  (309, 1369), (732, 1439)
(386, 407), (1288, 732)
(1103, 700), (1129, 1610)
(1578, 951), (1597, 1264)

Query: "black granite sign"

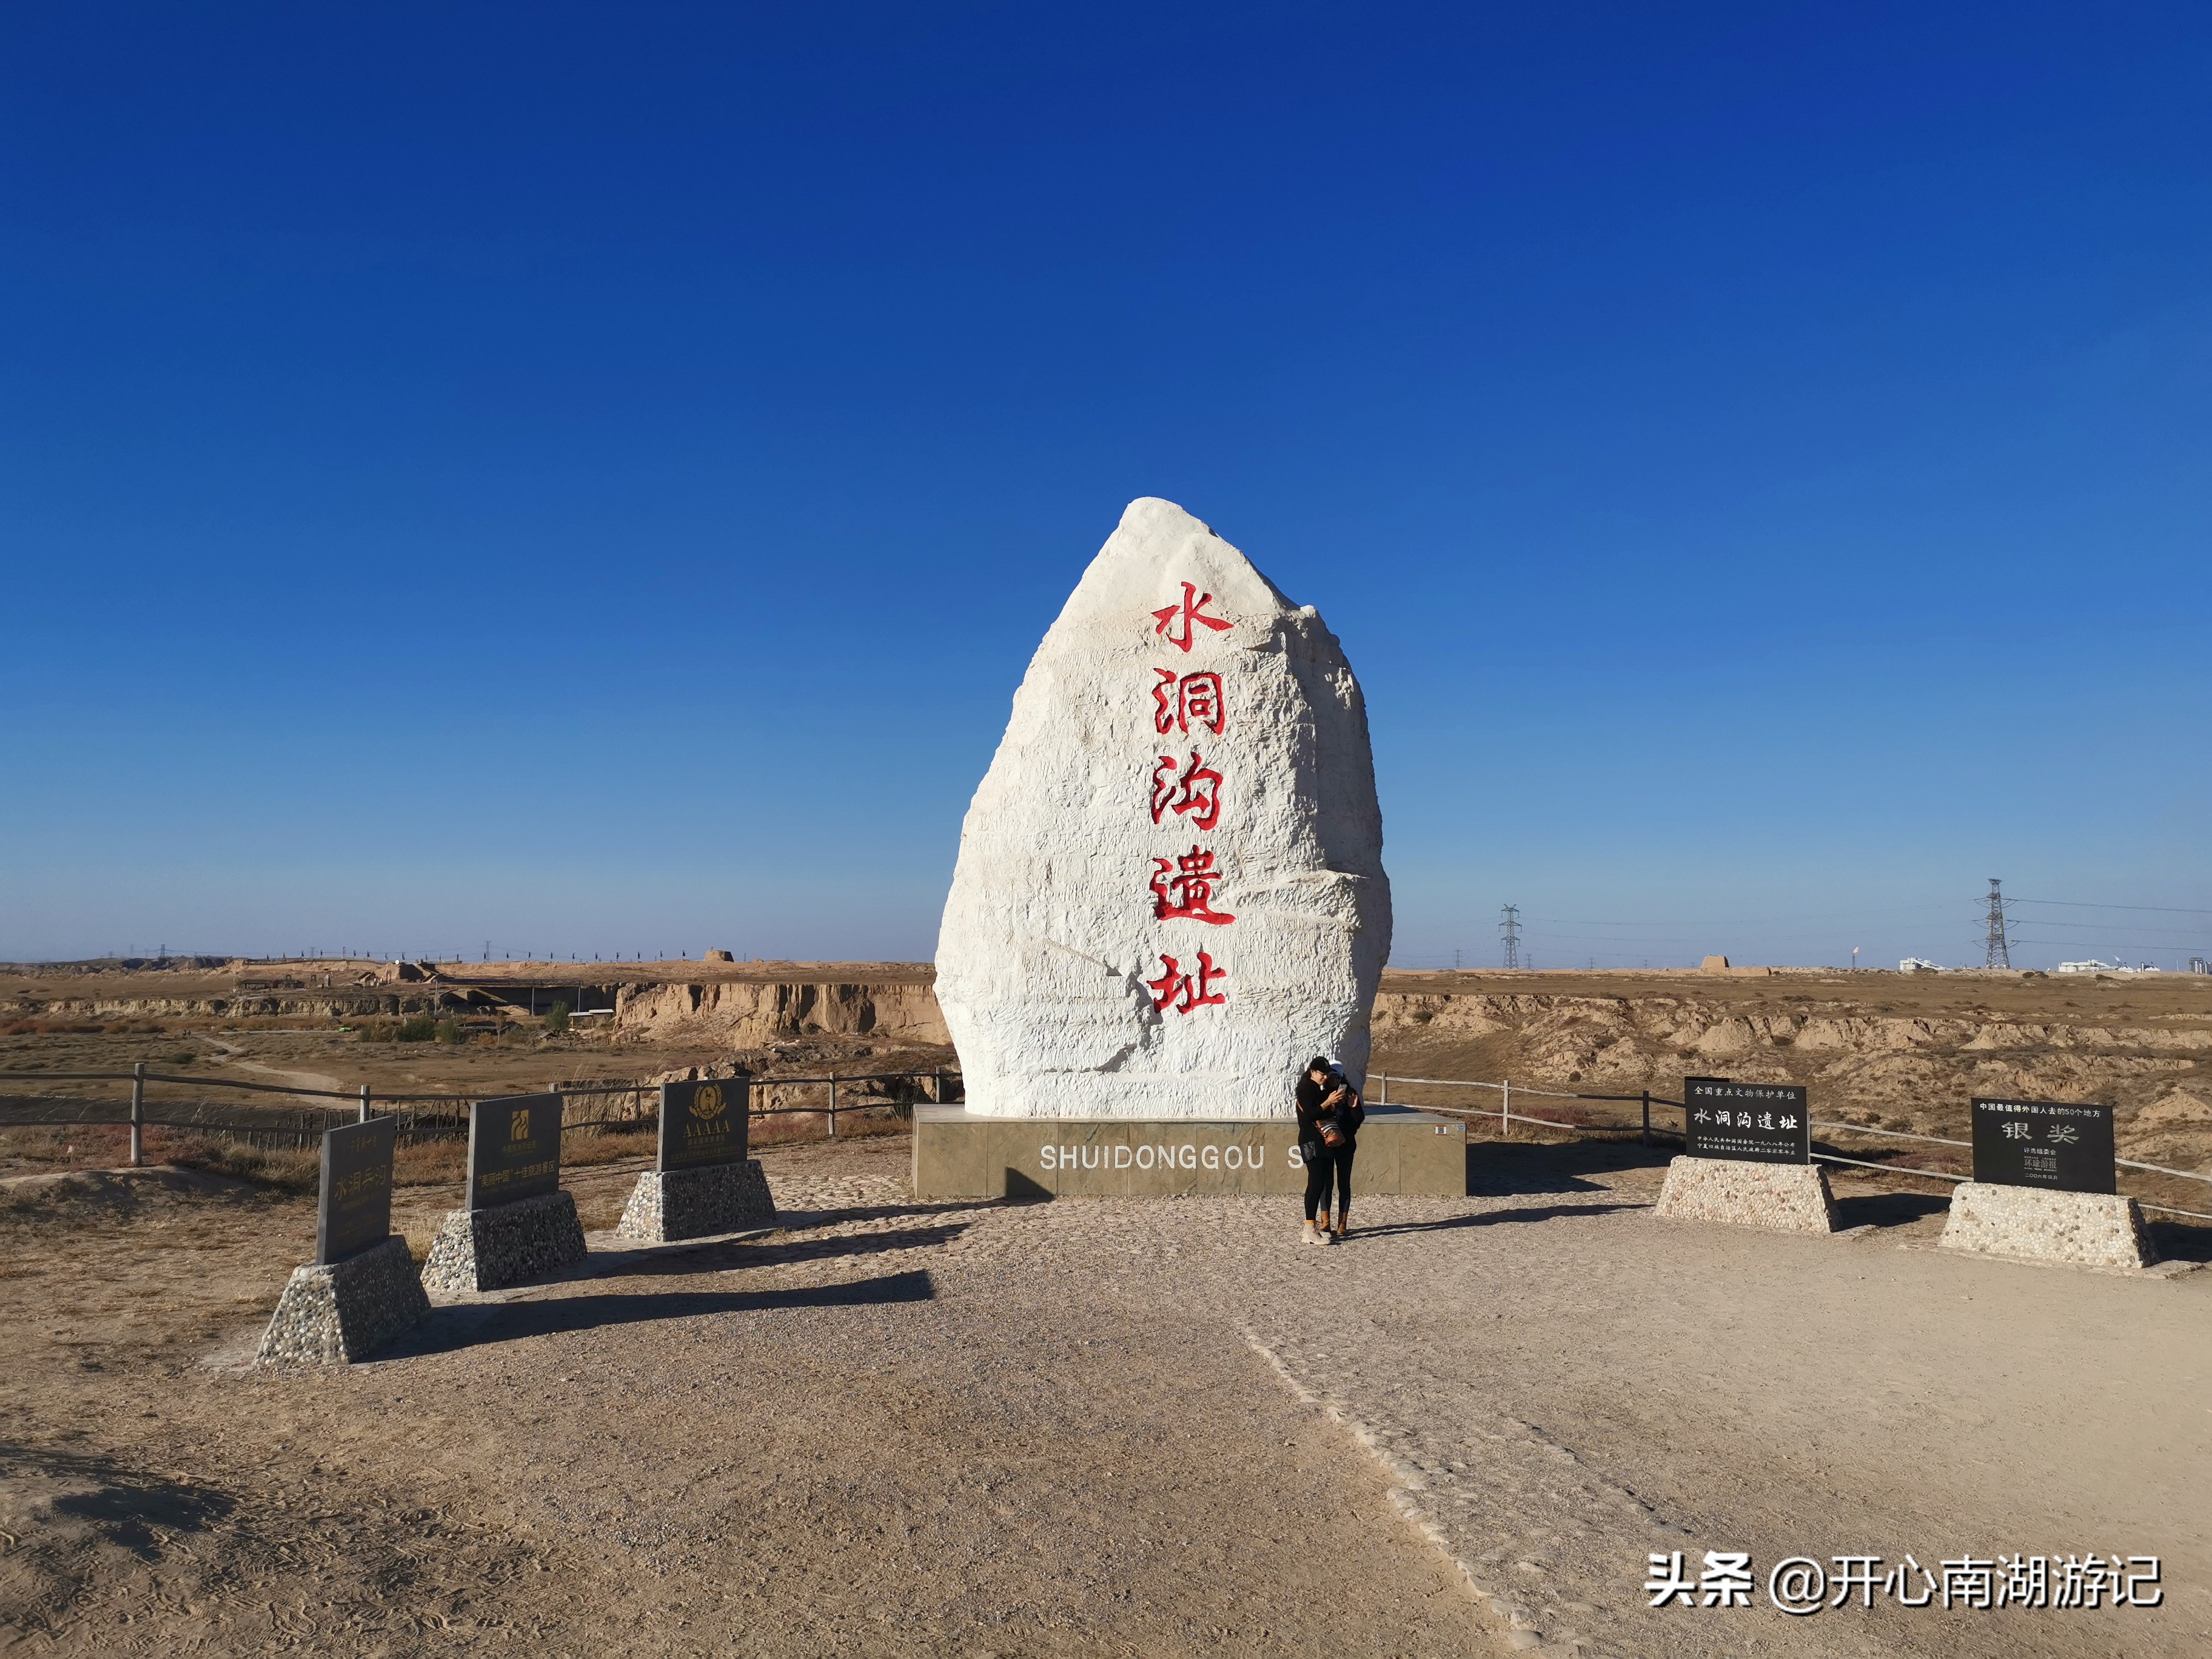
(660, 1076), (750, 1171)
(316, 1115), (397, 1265)
(1684, 1076), (1810, 1165)
(466, 1093), (564, 1210)
(1971, 1098), (2116, 1194)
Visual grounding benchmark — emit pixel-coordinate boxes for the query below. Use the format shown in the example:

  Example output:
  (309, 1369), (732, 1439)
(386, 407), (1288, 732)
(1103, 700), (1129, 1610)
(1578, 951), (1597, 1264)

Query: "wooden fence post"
(828, 1073), (837, 1138)
(359, 1084), (372, 1124)
(130, 1062), (145, 1168)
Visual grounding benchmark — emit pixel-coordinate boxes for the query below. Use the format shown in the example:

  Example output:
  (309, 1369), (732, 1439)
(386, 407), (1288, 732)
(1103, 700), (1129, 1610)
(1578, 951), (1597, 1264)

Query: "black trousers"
(1302, 1145), (1355, 1221)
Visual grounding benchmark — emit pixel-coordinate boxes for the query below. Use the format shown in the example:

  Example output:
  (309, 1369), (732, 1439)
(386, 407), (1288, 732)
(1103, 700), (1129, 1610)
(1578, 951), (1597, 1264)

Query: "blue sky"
(2, 3), (2208, 970)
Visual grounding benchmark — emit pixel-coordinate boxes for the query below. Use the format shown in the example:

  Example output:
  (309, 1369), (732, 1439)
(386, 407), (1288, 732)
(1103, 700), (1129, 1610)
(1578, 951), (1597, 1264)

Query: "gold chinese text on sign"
(467, 1093), (565, 1212)
(661, 1077), (746, 1171)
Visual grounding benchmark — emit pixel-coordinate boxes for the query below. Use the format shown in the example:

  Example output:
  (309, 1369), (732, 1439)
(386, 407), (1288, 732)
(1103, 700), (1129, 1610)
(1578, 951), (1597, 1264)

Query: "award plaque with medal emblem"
(660, 1077), (750, 1171)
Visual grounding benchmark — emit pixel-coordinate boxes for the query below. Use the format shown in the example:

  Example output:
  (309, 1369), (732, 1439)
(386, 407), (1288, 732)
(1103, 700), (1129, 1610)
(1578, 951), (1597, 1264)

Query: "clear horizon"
(4, 5), (2208, 973)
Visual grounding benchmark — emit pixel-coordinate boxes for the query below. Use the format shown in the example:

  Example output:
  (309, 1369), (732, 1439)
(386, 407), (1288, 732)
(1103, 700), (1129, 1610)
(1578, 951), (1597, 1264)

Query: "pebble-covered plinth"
(255, 1235), (429, 1364)
(421, 1190), (588, 1293)
(614, 1159), (776, 1242)
(1653, 1156), (1837, 1234)
(1939, 1181), (2156, 1270)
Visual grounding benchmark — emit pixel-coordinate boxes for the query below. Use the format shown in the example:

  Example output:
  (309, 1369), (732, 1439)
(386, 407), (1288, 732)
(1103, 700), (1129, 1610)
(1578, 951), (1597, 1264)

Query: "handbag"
(1319, 1119), (1347, 1150)
(1299, 1137), (1326, 1165)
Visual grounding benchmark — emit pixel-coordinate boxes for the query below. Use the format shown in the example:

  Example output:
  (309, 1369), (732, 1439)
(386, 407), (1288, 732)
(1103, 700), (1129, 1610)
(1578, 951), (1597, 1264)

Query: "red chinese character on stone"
(1150, 581), (1233, 652)
(1147, 950), (1229, 1013)
(1150, 751), (1222, 831)
(1150, 845), (1236, 925)
(1153, 669), (1226, 736)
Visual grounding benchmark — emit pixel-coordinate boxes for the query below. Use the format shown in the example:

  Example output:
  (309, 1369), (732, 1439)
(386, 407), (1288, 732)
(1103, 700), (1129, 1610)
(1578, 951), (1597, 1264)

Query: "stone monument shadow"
(384, 1268), (937, 1357)
(1830, 1189), (1951, 1232)
(2147, 1218), (2212, 1263)
(771, 1197), (1011, 1229)
(1464, 1136), (1674, 1196)
(1352, 1200), (1649, 1239)
(588, 1222), (972, 1278)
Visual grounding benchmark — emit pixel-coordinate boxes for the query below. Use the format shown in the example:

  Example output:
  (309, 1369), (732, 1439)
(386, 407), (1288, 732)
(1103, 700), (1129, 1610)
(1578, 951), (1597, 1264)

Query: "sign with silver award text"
(1684, 1077), (1810, 1165)
(1971, 1098), (2116, 1194)
(466, 1093), (564, 1210)
(659, 1076), (750, 1171)
(316, 1115), (397, 1264)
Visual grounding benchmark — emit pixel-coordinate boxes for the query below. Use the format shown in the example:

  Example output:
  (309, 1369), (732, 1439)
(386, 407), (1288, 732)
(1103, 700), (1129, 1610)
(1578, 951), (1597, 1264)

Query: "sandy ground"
(2, 1134), (2208, 1658)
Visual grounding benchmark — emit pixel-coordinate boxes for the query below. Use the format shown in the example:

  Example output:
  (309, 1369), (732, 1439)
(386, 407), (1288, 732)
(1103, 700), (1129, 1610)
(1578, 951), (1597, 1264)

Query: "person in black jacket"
(1294, 1054), (1364, 1244)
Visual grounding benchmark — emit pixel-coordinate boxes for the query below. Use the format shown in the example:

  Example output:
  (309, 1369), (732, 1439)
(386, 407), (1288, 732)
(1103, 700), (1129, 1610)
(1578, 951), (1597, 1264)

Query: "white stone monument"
(919, 498), (1423, 1195)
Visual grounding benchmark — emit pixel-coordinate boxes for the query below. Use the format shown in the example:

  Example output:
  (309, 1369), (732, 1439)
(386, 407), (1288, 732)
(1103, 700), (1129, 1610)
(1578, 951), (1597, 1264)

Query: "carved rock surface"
(936, 498), (1390, 1119)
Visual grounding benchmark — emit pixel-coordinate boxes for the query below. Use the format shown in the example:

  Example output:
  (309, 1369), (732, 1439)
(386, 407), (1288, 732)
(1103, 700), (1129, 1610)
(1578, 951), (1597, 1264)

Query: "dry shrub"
(561, 1127), (657, 1168)
(146, 1128), (320, 1193)
(0, 1124), (129, 1170)
(749, 1106), (907, 1148)
(0, 1124), (320, 1192)
(393, 1138), (468, 1187)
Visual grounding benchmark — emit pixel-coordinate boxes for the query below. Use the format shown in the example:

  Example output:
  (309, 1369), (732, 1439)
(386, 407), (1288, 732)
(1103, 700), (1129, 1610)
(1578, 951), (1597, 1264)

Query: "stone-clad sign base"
(1654, 1155), (1838, 1234)
(614, 1159), (776, 1242)
(914, 1105), (1464, 1199)
(255, 1235), (429, 1365)
(1939, 1181), (2157, 1272)
(421, 1189), (588, 1294)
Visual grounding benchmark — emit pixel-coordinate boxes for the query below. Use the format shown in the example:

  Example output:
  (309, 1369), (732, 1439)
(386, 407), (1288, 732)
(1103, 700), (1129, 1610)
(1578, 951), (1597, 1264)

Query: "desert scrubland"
(5, 959), (2207, 1208)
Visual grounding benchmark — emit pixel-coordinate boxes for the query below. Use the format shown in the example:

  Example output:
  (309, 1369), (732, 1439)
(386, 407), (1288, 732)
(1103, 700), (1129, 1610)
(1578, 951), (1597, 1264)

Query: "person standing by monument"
(1296, 1056), (1364, 1244)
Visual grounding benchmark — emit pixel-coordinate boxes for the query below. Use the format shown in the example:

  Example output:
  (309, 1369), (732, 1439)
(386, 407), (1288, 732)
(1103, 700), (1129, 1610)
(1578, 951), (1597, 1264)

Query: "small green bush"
(432, 1018), (463, 1044)
(544, 1002), (571, 1037)
(397, 1013), (438, 1043)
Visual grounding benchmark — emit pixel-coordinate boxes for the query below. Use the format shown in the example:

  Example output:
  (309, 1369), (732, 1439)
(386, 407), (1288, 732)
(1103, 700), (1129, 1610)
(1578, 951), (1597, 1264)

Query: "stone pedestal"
(255, 1235), (429, 1364)
(913, 1104), (1465, 1199)
(1939, 1181), (2156, 1271)
(1654, 1156), (1837, 1234)
(421, 1190), (588, 1294)
(614, 1159), (776, 1242)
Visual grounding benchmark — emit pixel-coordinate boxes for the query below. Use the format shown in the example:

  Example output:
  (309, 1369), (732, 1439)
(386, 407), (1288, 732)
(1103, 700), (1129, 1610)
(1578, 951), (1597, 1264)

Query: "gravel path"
(747, 1138), (2212, 1659)
(4, 1134), (2208, 1657)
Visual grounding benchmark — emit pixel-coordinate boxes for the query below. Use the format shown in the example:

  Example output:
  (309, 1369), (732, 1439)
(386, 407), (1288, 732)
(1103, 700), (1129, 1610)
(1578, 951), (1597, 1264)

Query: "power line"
(2011, 897), (2212, 916)
(1983, 878), (2011, 970)
(1997, 918), (2210, 937)
(1520, 903), (1961, 928)
(2011, 937), (2205, 955)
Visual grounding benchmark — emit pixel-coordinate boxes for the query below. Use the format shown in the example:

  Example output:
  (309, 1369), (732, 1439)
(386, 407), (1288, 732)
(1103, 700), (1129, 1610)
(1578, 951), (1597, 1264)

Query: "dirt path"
(2, 1137), (2207, 1657)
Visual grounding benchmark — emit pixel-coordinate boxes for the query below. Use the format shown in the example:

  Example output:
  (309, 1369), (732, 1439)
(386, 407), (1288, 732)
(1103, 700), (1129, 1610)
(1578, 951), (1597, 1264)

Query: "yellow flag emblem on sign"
(509, 1108), (532, 1141)
(692, 1084), (725, 1122)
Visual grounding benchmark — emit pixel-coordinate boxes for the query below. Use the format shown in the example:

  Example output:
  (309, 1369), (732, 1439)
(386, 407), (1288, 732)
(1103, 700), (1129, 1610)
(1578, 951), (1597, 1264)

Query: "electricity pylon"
(1983, 879), (2011, 970)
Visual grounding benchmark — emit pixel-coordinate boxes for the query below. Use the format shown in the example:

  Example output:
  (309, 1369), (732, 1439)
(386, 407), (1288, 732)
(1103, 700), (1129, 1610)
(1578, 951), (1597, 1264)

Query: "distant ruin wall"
(614, 981), (952, 1046)
(0, 993), (460, 1021)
